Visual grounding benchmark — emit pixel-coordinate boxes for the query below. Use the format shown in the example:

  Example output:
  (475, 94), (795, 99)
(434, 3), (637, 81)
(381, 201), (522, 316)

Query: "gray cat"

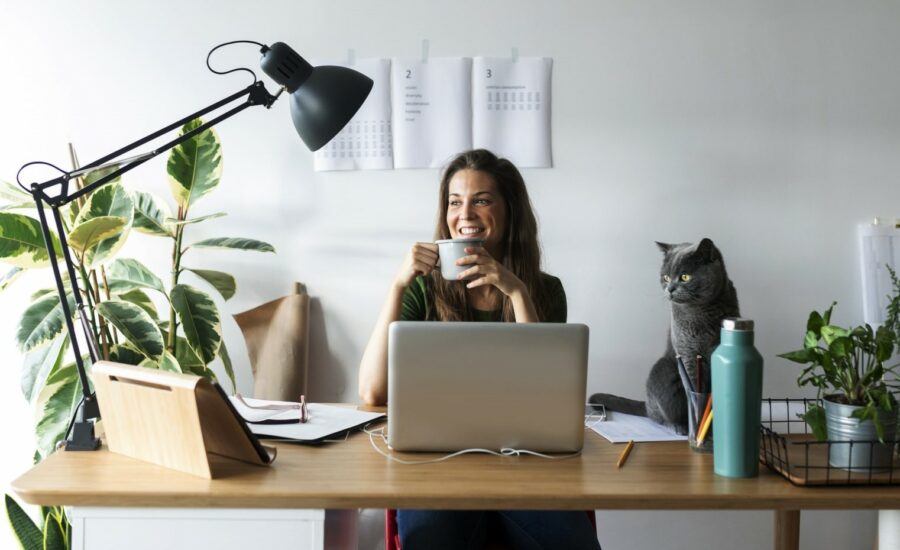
(590, 238), (740, 434)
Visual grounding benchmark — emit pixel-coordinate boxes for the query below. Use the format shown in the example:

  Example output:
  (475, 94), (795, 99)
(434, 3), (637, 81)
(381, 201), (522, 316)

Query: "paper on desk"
(589, 411), (688, 443)
(229, 396), (384, 442)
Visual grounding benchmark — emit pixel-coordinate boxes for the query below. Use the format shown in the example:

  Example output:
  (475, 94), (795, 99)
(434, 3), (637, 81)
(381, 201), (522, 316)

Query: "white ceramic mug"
(436, 238), (485, 281)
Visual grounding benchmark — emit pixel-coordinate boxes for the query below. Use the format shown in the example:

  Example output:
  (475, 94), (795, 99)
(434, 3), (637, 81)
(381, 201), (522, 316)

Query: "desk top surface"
(12, 412), (900, 510)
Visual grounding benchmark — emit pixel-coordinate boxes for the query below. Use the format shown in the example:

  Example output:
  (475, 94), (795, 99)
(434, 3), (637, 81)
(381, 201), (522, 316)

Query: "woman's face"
(446, 169), (508, 257)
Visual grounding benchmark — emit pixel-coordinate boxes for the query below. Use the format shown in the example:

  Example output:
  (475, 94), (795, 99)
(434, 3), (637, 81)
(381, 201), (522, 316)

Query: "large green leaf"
(115, 288), (158, 320)
(189, 237), (275, 253)
(75, 182), (134, 266)
(167, 118), (223, 209)
(219, 339), (236, 393)
(97, 300), (164, 361)
(174, 335), (205, 372)
(132, 191), (174, 237)
(0, 212), (61, 268)
(67, 216), (127, 260)
(109, 342), (145, 366)
(185, 268), (236, 301)
(35, 362), (82, 459)
(170, 284), (221, 364)
(0, 266), (24, 293)
(21, 334), (68, 403)
(5, 494), (42, 550)
(106, 258), (166, 295)
(17, 291), (75, 352)
(43, 512), (66, 550)
(168, 212), (226, 226)
(139, 350), (181, 373)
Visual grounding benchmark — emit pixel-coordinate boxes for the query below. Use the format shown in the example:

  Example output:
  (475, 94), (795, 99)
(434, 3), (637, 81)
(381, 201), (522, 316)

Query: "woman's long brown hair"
(430, 149), (551, 321)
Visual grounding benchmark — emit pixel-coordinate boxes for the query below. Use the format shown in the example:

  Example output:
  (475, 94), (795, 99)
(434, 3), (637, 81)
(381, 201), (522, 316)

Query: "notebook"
(387, 321), (589, 452)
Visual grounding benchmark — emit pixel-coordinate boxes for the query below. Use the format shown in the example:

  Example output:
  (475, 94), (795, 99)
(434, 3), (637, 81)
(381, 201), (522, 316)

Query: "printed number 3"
(406, 69), (412, 79)
(487, 69), (492, 78)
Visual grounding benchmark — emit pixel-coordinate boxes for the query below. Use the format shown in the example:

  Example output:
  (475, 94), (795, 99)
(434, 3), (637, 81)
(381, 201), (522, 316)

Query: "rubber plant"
(2, 119), (274, 547)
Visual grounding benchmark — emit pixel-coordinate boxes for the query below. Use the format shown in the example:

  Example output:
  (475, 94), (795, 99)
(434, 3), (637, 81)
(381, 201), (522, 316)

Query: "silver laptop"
(387, 321), (589, 453)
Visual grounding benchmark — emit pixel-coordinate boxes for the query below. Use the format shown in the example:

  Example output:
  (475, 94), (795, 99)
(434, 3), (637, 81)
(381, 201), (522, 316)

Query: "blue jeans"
(396, 510), (601, 550)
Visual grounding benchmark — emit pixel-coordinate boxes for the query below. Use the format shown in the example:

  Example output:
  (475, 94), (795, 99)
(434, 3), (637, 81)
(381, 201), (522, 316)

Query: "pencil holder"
(687, 390), (713, 453)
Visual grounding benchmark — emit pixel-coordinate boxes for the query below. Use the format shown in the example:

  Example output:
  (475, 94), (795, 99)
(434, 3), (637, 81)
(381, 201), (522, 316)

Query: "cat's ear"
(655, 241), (672, 254)
(697, 238), (721, 262)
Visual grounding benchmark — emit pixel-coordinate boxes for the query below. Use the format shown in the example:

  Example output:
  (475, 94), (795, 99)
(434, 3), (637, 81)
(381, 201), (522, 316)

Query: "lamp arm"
(33, 81), (280, 206)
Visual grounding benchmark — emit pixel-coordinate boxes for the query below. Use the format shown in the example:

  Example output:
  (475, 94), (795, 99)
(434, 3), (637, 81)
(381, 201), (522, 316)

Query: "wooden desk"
(13, 418), (899, 550)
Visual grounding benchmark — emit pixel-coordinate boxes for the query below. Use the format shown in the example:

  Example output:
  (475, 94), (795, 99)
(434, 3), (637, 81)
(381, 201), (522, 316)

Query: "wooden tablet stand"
(92, 361), (276, 479)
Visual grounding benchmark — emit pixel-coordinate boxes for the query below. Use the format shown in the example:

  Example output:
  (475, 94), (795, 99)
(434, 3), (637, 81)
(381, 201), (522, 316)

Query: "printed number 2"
(406, 70), (412, 79)
(487, 69), (492, 78)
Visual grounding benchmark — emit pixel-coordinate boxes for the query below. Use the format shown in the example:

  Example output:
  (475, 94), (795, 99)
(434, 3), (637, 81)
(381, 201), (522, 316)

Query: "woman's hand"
(456, 246), (526, 297)
(394, 242), (439, 289)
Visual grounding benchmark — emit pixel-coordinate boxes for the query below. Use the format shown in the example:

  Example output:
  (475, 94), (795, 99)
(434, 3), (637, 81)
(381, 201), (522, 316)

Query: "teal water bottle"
(711, 318), (764, 477)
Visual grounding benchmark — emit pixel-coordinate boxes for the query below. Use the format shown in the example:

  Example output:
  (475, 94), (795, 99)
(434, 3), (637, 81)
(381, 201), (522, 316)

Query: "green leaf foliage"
(5, 493), (42, 550)
(782, 302), (900, 440)
(74, 182), (134, 266)
(139, 351), (181, 373)
(115, 288), (158, 320)
(800, 405), (828, 441)
(174, 336), (205, 373)
(0, 179), (31, 203)
(185, 267), (236, 301)
(109, 343), (146, 366)
(67, 216), (127, 260)
(21, 335), (68, 404)
(106, 258), (166, 295)
(0, 266), (24, 293)
(219, 339), (236, 393)
(168, 212), (226, 226)
(189, 237), (275, 253)
(0, 212), (61, 268)
(132, 191), (174, 237)
(35, 361), (82, 459)
(167, 118), (223, 209)
(171, 284), (221, 364)
(42, 512), (66, 550)
(97, 300), (164, 361)
(16, 291), (75, 352)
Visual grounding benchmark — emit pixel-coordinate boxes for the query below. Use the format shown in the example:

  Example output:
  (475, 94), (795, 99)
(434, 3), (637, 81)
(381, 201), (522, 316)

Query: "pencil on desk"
(617, 440), (635, 468)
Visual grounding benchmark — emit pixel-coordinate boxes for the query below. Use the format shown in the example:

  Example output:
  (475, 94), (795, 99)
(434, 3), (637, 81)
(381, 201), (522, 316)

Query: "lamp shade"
(260, 42), (373, 151)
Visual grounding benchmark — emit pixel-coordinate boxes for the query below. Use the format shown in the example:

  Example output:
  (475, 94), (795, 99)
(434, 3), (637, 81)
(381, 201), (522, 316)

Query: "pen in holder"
(688, 391), (713, 453)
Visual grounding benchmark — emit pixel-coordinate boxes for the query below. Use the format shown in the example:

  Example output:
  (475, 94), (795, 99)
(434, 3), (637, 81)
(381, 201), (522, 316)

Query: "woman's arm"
(358, 243), (438, 406)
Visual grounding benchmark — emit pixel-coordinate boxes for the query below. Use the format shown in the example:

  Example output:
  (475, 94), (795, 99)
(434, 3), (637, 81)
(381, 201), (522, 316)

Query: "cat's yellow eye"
(681, 274), (692, 282)
(663, 275), (671, 283)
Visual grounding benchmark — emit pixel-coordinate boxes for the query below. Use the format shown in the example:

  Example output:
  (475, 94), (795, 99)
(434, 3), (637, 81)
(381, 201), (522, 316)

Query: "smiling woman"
(356, 149), (597, 550)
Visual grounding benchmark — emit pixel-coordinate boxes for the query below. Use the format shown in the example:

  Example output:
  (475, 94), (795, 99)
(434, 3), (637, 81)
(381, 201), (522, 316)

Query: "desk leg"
(774, 510), (800, 550)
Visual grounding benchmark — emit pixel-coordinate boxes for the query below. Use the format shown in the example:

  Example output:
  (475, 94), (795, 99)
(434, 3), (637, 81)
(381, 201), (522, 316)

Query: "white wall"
(2, 1), (898, 548)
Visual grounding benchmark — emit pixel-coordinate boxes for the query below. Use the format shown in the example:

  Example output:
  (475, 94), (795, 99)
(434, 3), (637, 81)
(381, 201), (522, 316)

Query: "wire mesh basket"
(760, 398), (900, 486)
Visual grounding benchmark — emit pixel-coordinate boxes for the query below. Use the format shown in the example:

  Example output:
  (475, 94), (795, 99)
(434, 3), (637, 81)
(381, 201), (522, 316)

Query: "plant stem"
(99, 266), (119, 345)
(76, 260), (102, 353)
(168, 204), (187, 354)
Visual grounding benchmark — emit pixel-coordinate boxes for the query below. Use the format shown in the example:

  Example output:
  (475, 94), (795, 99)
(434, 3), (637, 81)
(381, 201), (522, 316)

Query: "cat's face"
(656, 239), (725, 304)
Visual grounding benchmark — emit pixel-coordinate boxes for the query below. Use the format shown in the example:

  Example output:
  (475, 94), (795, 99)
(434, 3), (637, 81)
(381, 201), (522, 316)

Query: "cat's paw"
(672, 423), (689, 436)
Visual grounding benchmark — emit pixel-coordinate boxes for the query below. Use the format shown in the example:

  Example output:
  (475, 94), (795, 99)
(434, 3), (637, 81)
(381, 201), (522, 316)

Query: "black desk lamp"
(16, 40), (373, 451)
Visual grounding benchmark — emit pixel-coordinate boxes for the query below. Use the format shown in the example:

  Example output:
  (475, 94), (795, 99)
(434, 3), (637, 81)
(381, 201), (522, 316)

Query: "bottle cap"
(722, 318), (754, 331)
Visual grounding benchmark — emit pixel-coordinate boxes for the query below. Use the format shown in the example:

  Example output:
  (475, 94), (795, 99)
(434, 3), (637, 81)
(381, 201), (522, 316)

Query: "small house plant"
(779, 300), (899, 470)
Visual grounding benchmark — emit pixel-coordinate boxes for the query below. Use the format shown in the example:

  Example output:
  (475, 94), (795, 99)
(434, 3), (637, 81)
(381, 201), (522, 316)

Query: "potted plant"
(779, 302), (899, 470)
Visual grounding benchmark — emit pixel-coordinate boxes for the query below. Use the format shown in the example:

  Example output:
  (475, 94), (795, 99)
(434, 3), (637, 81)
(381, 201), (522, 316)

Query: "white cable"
(364, 424), (582, 465)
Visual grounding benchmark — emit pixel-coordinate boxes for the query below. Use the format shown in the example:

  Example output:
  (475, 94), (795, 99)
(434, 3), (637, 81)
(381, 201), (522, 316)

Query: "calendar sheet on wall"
(472, 57), (553, 168)
(390, 57), (472, 169)
(314, 58), (393, 171)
